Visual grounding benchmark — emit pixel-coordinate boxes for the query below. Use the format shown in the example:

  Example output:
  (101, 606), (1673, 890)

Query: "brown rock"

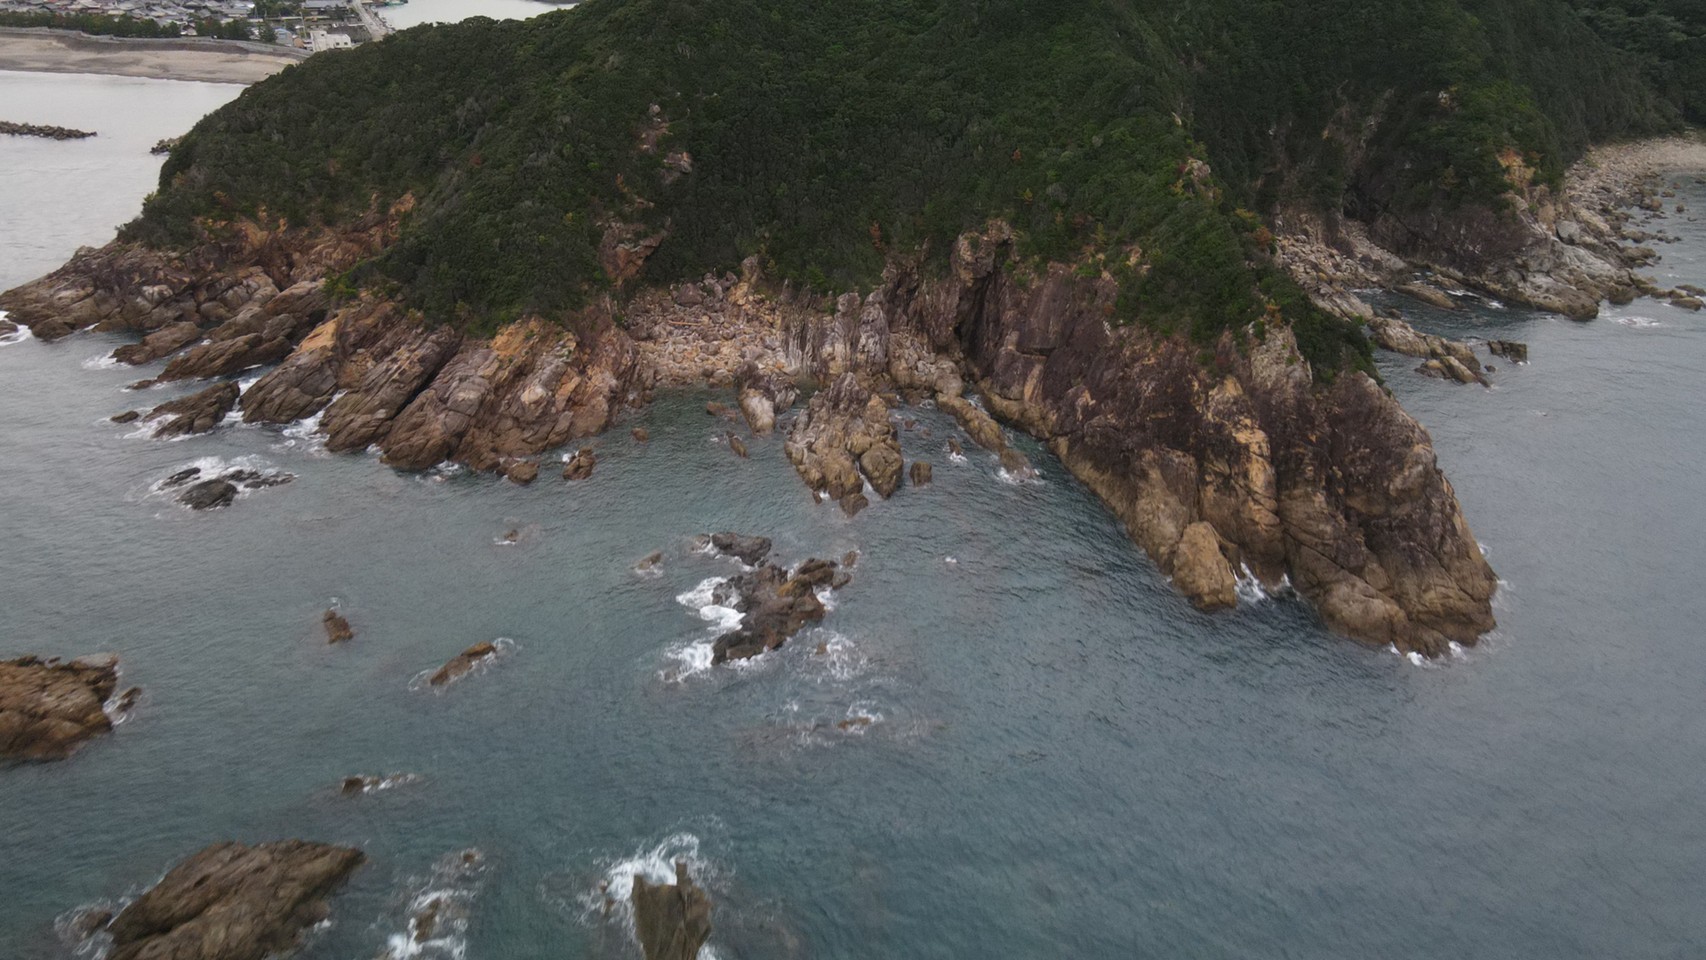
(505, 460), (540, 485)
(1170, 522), (1238, 611)
(562, 448), (597, 481)
(111, 410), (140, 424)
(1486, 340), (1528, 363)
(630, 860), (712, 960)
(839, 492), (869, 516)
(147, 381), (240, 437)
(106, 841), (365, 960)
(728, 434), (749, 458)
(323, 610), (353, 644)
(909, 460), (933, 486)
(632, 426), (650, 442)
(0, 654), (124, 762)
(429, 641), (498, 687)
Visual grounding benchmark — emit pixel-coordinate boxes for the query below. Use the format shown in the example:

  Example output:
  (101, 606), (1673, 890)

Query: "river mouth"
(5, 71), (1706, 960)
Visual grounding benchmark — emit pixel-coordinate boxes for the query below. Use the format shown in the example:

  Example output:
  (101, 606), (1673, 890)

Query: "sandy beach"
(0, 28), (305, 84)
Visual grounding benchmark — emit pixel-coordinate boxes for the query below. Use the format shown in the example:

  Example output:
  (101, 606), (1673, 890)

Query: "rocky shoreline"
(11, 136), (1696, 656)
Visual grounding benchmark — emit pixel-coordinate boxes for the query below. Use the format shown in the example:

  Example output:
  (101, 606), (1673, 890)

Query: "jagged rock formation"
(146, 381), (240, 437)
(785, 373), (904, 502)
(631, 860), (712, 960)
(706, 552), (850, 664)
(102, 840), (364, 960)
(0, 654), (131, 762)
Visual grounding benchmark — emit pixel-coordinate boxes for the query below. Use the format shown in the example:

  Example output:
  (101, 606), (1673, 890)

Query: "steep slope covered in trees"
(121, 0), (1669, 358)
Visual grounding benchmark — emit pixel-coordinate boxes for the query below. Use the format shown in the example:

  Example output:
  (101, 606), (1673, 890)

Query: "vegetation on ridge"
(123, 0), (1682, 375)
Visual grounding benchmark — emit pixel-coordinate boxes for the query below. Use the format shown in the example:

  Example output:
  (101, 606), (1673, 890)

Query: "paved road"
(349, 0), (390, 39)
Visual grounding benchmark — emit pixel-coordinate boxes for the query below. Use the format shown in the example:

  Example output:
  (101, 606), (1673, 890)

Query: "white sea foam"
(1614, 315), (1664, 328)
(80, 352), (123, 370)
(996, 464), (1043, 486)
(836, 701), (885, 734)
(947, 450), (968, 464)
(663, 578), (744, 682)
(377, 849), (488, 960)
(943, 555), (958, 565)
(0, 311), (32, 347)
(804, 630), (865, 683)
(274, 404), (330, 454)
(1233, 564), (1270, 604)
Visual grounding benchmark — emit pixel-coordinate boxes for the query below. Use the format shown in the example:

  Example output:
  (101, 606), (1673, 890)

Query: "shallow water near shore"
(3, 75), (1706, 959)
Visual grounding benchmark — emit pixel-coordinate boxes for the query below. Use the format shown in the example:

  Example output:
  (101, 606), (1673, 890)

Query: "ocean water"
(2, 73), (1705, 959)
(377, 0), (562, 31)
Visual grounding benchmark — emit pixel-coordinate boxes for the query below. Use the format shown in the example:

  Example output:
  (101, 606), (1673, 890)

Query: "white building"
(306, 27), (350, 50)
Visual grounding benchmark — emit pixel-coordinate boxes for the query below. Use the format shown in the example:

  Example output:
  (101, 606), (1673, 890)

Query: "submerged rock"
(0, 654), (125, 762)
(429, 641), (499, 687)
(323, 609), (354, 644)
(103, 841), (364, 960)
(631, 860), (712, 960)
(338, 772), (420, 796)
(111, 410), (140, 424)
(728, 433), (749, 458)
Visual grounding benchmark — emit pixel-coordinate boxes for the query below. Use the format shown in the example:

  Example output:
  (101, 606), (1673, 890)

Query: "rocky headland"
(8, 9), (1699, 659)
(0, 198), (1511, 654)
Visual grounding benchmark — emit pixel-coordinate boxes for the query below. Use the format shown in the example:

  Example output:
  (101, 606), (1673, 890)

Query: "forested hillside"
(124, 0), (1684, 368)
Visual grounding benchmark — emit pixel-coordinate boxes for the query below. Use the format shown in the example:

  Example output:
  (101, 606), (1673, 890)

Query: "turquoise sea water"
(2, 72), (1704, 959)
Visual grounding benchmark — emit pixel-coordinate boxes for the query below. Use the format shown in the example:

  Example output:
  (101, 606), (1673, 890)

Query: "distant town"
(0, 0), (404, 52)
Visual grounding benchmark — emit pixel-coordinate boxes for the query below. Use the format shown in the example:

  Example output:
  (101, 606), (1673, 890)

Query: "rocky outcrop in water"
(162, 465), (294, 510)
(631, 860), (712, 960)
(709, 554), (849, 663)
(0, 654), (129, 762)
(323, 610), (354, 644)
(0, 121), (94, 140)
(429, 641), (498, 687)
(146, 381), (240, 437)
(102, 840), (364, 960)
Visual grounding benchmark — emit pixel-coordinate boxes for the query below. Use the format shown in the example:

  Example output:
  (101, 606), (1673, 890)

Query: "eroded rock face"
(631, 861), (712, 960)
(708, 532), (772, 565)
(104, 840), (365, 960)
(0, 654), (124, 762)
